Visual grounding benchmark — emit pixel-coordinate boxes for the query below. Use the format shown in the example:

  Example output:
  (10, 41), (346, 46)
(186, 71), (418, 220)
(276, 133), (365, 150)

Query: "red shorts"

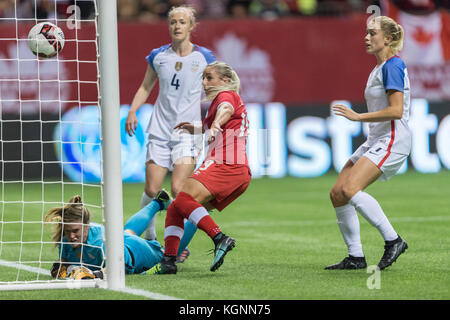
(191, 160), (251, 211)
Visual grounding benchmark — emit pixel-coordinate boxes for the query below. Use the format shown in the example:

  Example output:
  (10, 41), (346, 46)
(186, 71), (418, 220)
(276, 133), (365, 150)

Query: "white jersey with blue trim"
(146, 44), (216, 141)
(363, 56), (411, 155)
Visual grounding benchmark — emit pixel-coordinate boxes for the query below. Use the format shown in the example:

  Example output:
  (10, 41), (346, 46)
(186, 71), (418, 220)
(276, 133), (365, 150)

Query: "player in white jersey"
(125, 6), (215, 260)
(326, 16), (409, 271)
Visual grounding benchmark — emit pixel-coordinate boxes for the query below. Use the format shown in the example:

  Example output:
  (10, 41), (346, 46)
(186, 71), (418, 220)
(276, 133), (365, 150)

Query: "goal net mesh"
(0, 0), (106, 288)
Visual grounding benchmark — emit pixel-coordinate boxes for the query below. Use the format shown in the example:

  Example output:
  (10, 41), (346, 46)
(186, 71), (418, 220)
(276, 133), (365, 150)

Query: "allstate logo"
(53, 104), (153, 183)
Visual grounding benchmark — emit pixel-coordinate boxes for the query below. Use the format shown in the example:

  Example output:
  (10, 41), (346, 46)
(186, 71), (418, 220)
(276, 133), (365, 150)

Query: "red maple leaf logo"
(412, 26), (434, 44)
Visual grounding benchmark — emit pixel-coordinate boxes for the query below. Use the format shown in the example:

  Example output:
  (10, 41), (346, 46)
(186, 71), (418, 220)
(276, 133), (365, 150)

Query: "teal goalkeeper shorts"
(123, 233), (163, 274)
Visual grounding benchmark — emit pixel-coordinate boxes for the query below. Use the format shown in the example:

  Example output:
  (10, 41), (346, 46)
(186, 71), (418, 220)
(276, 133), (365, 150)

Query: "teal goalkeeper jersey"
(58, 222), (105, 270)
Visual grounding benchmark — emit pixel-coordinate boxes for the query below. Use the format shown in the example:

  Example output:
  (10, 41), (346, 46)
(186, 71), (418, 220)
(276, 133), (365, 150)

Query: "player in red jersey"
(150, 61), (251, 274)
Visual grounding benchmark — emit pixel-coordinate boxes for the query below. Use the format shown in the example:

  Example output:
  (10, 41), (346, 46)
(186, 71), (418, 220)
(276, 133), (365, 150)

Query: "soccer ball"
(28, 22), (65, 58)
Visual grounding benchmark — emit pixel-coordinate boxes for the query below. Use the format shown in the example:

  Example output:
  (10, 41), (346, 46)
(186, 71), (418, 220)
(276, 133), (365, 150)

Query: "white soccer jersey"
(363, 56), (411, 155)
(146, 44), (216, 141)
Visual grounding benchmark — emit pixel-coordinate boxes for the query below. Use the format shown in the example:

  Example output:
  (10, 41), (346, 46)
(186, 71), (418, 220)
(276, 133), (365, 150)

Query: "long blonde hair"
(44, 195), (91, 247)
(370, 16), (404, 54)
(204, 61), (241, 101)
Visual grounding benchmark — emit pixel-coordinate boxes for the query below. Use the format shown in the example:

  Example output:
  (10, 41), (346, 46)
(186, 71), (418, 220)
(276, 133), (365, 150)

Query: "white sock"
(349, 191), (398, 242)
(141, 192), (157, 240)
(335, 204), (364, 257)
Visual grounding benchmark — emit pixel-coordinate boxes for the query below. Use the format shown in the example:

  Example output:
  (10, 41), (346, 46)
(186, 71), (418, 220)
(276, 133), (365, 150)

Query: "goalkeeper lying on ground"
(44, 190), (190, 279)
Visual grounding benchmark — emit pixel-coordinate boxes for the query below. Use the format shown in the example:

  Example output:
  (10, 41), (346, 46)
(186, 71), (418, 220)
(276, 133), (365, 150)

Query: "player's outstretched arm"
(211, 103), (234, 128)
(126, 65), (158, 136)
(174, 122), (204, 135)
(208, 103), (234, 142)
(332, 90), (403, 122)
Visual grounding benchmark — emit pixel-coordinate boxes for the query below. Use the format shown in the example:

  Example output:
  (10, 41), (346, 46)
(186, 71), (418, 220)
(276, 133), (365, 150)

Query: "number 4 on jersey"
(171, 74), (180, 90)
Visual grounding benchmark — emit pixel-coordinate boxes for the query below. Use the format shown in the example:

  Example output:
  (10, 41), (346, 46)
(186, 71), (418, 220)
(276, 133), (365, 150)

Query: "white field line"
(0, 259), (51, 276)
(0, 259), (180, 300)
(111, 287), (181, 300)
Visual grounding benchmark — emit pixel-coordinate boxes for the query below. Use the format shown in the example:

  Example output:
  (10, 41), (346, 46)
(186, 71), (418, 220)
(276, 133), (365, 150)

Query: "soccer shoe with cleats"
(377, 236), (408, 270)
(155, 189), (173, 210)
(176, 248), (190, 264)
(210, 234), (236, 272)
(325, 255), (367, 270)
(148, 256), (177, 275)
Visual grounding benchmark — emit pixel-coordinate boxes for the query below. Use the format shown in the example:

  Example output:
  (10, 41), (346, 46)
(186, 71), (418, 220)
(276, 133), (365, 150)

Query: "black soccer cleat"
(377, 236), (408, 270)
(176, 248), (190, 264)
(148, 255), (177, 275)
(325, 255), (367, 270)
(154, 189), (173, 211)
(210, 233), (236, 272)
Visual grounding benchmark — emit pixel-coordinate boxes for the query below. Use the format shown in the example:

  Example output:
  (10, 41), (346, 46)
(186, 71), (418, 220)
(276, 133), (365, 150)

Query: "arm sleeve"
(145, 44), (170, 71)
(145, 49), (158, 71)
(382, 60), (405, 92)
(215, 92), (236, 112)
(199, 46), (216, 64)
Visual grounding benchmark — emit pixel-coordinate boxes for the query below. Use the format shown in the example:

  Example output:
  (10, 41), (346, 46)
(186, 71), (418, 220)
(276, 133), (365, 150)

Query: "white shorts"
(350, 141), (408, 181)
(146, 133), (202, 171)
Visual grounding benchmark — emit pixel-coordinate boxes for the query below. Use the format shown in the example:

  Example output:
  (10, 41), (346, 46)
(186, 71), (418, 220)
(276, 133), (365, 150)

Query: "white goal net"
(0, 0), (124, 290)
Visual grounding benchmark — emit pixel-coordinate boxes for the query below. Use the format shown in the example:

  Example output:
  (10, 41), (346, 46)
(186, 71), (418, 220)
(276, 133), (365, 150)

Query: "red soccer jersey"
(203, 91), (249, 165)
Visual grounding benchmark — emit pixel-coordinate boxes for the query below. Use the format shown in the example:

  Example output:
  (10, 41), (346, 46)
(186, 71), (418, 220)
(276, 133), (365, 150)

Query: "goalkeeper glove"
(66, 265), (97, 280)
(51, 263), (103, 280)
(93, 269), (104, 279)
(50, 262), (68, 279)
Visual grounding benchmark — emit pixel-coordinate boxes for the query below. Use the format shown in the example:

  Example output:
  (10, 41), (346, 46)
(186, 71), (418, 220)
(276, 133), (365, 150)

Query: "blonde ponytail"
(371, 16), (405, 54)
(44, 195), (91, 247)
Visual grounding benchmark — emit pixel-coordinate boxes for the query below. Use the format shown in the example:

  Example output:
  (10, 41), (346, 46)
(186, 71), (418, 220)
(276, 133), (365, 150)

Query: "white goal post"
(0, 0), (125, 290)
(97, 0), (125, 290)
